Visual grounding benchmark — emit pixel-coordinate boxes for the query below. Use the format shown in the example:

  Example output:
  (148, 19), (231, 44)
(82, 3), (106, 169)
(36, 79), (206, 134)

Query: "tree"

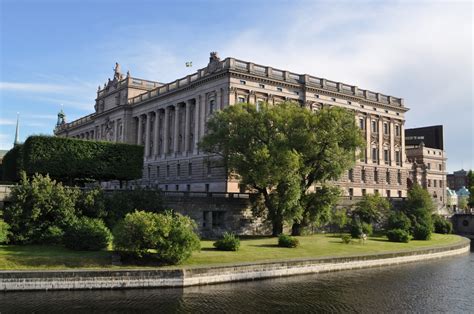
(3, 172), (79, 244)
(402, 184), (434, 240)
(200, 102), (364, 235)
(458, 197), (468, 212)
(331, 207), (349, 234)
(352, 193), (391, 226)
(467, 170), (474, 207)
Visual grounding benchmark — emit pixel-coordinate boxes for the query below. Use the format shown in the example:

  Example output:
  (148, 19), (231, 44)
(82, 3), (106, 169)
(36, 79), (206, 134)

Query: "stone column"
(153, 110), (160, 157)
(184, 100), (191, 155)
(228, 87), (236, 106)
(114, 120), (118, 142)
(163, 107), (169, 156)
(366, 115), (371, 163)
(194, 98), (200, 154)
(200, 93), (206, 138)
(145, 113), (151, 157)
(378, 119), (383, 165)
(137, 115), (143, 145)
(401, 121), (406, 167)
(390, 120), (395, 166)
(173, 104), (180, 155)
(216, 88), (222, 111)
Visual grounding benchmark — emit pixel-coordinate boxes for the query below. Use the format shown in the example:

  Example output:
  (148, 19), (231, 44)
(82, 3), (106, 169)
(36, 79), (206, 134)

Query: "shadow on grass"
(249, 244), (280, 248)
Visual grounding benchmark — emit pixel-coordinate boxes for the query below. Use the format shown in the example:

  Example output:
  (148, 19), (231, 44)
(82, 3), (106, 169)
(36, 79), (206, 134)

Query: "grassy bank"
(0, 234), (464, 270)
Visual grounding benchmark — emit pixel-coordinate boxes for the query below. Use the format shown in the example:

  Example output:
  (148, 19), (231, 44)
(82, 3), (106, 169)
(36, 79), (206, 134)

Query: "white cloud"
(0, 118), (16, 126)
(0, 82), (76, 93)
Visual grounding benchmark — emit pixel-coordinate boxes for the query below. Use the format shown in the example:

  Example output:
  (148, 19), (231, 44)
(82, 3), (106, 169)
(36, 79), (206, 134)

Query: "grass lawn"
(0, 233), (464, 270)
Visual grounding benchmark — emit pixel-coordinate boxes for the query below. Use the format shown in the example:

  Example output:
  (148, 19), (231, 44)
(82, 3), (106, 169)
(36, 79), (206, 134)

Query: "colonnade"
(135, 90), (223, 158)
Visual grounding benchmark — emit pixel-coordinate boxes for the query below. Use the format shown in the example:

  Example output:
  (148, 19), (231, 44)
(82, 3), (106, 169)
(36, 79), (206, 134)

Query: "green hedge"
(2, 144), (23, 182)
(5, 136), (144, 183)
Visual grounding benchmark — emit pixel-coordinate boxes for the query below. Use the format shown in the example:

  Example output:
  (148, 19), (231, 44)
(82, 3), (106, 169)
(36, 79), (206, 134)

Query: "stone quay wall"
(0, 237), (470, 292)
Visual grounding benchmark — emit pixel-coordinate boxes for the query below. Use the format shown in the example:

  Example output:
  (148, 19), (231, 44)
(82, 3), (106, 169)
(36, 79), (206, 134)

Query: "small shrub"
(387, 211), (411, 231)
(64, 217), (112, 251)
(214, 232), (240, 251)
(412, 223), (432, 240)
(278, 234), (299, 248)
(341, 234), (352, 244)
(432, 215), (453, 234)
(0, 219), (10, 244)
(386, 229), (411, 243)
(350, 219), (372, 238)
(39, 225), (64, 245)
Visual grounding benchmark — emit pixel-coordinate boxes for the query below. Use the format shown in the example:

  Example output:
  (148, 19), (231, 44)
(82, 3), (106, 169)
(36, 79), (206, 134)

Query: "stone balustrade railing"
(55, 113), (95, 132)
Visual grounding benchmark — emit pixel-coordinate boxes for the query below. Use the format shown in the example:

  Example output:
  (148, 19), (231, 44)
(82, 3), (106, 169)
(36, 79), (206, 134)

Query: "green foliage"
(412, 222), (433, 240)
(278, 234), (299, 248)
(353, 194), (391, 225)
(458, 197), (468, 211)
(104, 189), (163, 228)
(39, 226), (64, 245)
(341, 234), (352, 244)
(0, 219), (10, 244)
(213, 232), (240, 251)
(350, 218), (372, 238)
(432, 215), (453, 234)
(468, 170), (474, 207)
(386, 229), (411, 243)
(3, 172), (79, 244)
(21, 135), (144, 184)
(76, 188), (107, 219)
(387, 211), (411, 232)
(332, 207), (349, 233)
(113, 210), (200, 264)
(2, 144), (23, 182)
(402, 184), (434, 240)
(199, 102), (364, 235)
(64, 217), (112, 251)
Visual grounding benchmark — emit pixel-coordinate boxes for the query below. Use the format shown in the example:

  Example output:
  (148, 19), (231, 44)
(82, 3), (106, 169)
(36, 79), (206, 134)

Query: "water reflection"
(1, 246), (473, 313)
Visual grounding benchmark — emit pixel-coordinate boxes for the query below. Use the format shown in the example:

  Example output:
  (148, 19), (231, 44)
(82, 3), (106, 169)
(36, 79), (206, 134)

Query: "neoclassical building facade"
(55, 52), (410, 198)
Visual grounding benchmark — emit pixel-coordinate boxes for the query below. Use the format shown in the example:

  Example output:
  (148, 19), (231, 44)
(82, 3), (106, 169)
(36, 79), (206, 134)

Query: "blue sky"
(0, 0), (472, 172)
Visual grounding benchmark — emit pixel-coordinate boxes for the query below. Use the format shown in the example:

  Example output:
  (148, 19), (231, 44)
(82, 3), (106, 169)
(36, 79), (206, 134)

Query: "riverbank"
(0, 235), (470, 291)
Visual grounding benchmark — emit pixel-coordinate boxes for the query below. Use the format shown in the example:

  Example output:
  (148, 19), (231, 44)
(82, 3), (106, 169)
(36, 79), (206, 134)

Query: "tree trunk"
(272, 220), (283, 236)
(291, 222), (302, 236)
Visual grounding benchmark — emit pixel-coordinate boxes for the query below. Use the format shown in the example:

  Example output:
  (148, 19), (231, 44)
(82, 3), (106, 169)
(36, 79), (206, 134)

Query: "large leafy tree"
(200, 102), (364, 235)
(467, 170), (474, 207)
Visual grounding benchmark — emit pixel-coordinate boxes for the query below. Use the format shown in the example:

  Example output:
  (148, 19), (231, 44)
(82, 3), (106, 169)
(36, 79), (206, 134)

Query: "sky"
(0, 0), (472, 172)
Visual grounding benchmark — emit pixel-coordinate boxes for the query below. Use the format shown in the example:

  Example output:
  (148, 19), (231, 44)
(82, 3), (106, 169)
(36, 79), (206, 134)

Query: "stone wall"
(0, 237), (469, 292)
(452, 214), (474, 238)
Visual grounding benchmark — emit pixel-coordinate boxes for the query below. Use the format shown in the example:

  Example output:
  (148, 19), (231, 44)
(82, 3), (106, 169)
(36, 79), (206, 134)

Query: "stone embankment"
(0, 238), (470, 292)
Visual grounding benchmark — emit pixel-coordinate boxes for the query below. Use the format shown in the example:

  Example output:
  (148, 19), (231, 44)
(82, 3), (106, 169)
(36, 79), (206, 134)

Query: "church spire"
(14, 112), (20, 146)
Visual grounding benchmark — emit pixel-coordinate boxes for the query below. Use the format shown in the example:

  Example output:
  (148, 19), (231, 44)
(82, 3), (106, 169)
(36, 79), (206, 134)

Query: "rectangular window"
(428, 179), (431, 187)
(395, 151), (401, 165)
(315, 94), (320, 98)
(372, 120), (378, 133)
(294, 91), (299, 95)
(177, 164), (181, 177)
(209, 100), (215, 113)
(277, 87), (283, 92)
(205, 183), (210, 193)
(212, 211), (225, 228)
(259, 84), (265, 88)
(439, 164), (442, 171)
(348, 101), (352, 105)
(362, 189), (366, 196)
(427, 163), (431, 169)
(386, 190), (391, 198)
(398, 191), (402, 198)
(186, 184), (191, 192)
(360, 149), (366, 162)
(156, 166), (160, 178)
(165, 184), (168, 191)
(384, 149), (389, 163)
(175, 184), (179, 191)
(240, 80), (246, 85)
(397, 171), (401, 184)
(384, 123), (389, 135)
(359, 118), (364, 130)
(374, 168), (378, 183)
(386, 171), (391, 184)
(439, 180), (443, 188)
(348, 169), (354, 182)
(361, 169), (366, 182)
(349, 188), (354, 197)
(238, 96), (246, 103)
(166, 165), (170, 177)
(188, 163), (193, 176)
(372, 148), (378, 162)
(434, 180), (437, 187)
(207, 161), (212, 175)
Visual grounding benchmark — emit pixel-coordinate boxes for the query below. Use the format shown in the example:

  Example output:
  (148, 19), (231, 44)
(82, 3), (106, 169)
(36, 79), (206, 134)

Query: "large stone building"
(55, 52), (410, 198)
(405, 126), (447, 210)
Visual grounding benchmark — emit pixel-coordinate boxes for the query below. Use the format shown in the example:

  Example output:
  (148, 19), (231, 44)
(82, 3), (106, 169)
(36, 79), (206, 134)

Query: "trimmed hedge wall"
(3, 136), (144, 183)
(2, 144), (23, 182)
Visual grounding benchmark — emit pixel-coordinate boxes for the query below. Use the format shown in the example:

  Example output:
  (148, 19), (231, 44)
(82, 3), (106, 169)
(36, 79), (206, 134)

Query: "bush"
(2, 144), (23, 182)
(113, 211), (200, 264)
(386, 229), (411, 243)
(278, 234), (299, 248)
(341, 234), (352, 244)
(3, 172), (79, 244)
(387, 211), (411, 231)
(432, 215), (453, 234)
(39, 225), (64, 245)
(214, 232), (240, 251)
(64, 217), (111, 251)
(76, 188), (107, 219)
(0, 219), (10, 244)
(412, 223), (432, 240)
(350, 219), (372, 238)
